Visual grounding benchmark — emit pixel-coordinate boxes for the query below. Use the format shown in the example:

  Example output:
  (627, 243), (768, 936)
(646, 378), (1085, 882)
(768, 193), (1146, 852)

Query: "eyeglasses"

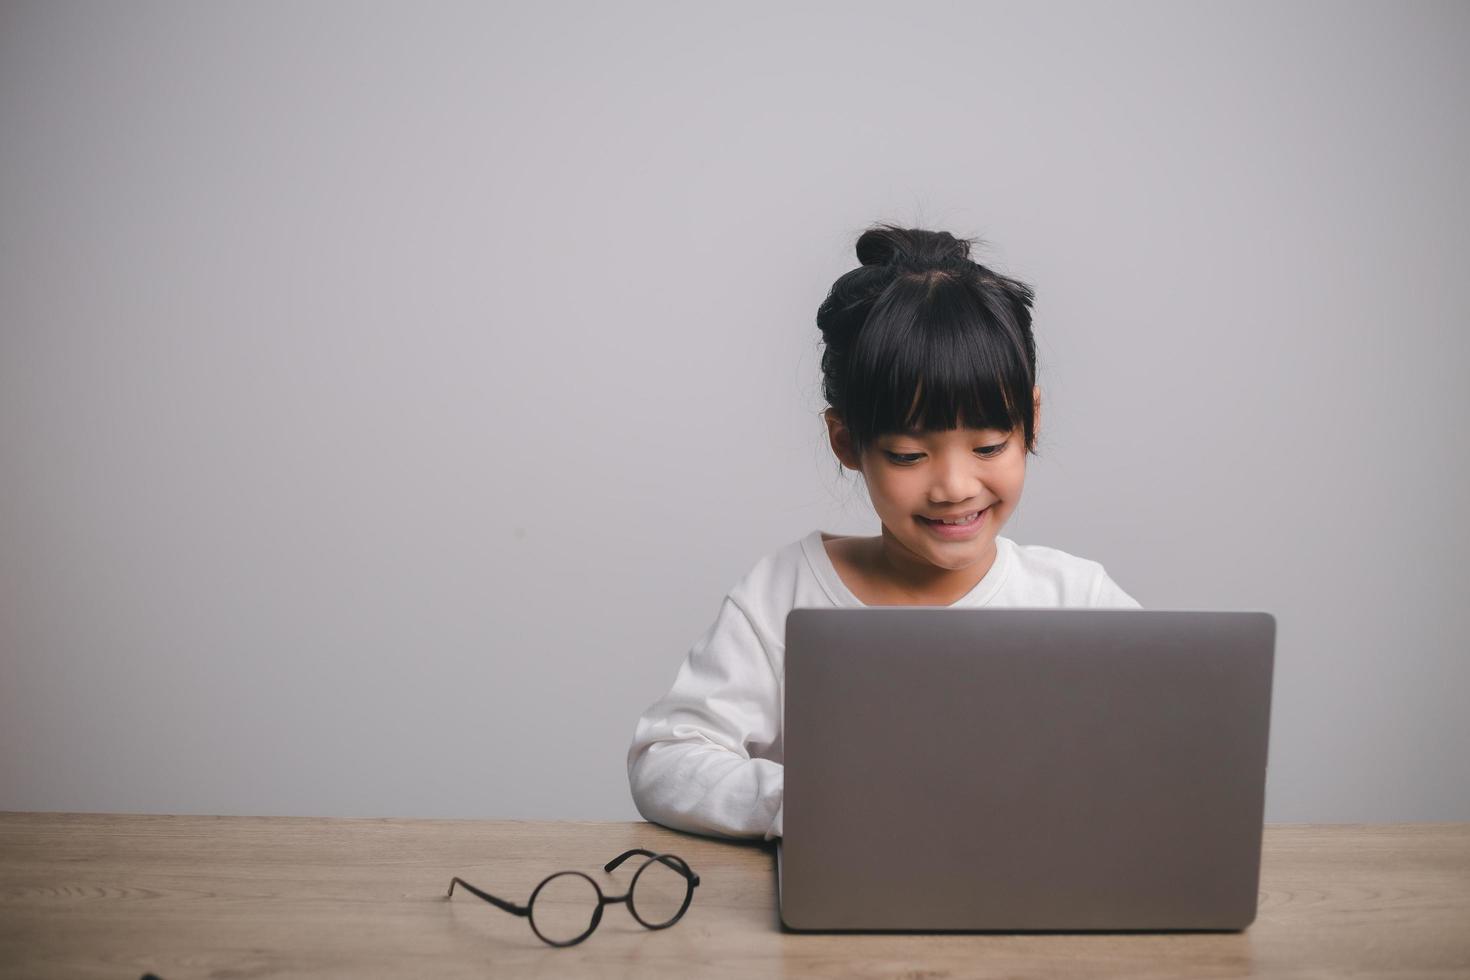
(447, 848), (700, 947)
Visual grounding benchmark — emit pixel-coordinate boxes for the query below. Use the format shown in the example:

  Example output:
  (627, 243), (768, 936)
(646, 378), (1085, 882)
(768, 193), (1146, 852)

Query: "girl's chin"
(885, 527), (997, 567)
(919, 540), (994, 569)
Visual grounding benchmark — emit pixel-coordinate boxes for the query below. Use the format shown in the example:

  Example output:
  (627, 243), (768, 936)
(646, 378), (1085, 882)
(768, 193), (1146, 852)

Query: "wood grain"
(0, 814), (1466, 979)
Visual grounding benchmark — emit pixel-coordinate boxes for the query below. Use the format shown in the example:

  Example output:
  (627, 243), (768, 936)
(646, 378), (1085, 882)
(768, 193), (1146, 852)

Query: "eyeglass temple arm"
(446, 876), (529, 916)
(603, 848), (700, 886)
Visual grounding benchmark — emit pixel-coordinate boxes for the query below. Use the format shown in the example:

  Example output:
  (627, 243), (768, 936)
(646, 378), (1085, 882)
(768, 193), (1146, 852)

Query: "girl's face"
(825, 388), (1037, 576)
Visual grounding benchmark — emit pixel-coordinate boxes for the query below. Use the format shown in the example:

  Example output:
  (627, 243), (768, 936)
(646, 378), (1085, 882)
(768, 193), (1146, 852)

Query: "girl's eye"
(883, 444), (1007, 465)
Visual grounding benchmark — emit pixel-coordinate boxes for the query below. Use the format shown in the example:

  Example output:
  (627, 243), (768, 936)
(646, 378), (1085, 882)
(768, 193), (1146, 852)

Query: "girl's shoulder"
(1006, 538), (1104, 572)
(1001, 538), (1140, 608)
(723, 529), (852, 618)
(720, 530), (822, 602)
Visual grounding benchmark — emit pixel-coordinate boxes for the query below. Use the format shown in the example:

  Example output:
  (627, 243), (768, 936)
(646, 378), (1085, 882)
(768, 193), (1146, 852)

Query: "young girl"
(626, 223), (1141, 842)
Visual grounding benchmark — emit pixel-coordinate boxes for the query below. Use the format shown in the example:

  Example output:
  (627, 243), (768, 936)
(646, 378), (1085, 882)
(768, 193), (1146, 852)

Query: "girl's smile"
(916, 503), (993, 539)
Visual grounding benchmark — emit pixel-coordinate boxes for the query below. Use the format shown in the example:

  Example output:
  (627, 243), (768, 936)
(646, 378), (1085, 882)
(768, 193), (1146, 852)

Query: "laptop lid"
(778, 609), (1275, 932)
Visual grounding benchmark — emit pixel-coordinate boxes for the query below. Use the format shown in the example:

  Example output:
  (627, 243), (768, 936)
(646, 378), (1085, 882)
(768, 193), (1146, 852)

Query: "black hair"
(816, 222), (1039, 462)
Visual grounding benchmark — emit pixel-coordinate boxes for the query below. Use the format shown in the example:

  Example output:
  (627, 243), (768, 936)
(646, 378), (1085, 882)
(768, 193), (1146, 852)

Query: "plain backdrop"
(1, 0), (1467, 822)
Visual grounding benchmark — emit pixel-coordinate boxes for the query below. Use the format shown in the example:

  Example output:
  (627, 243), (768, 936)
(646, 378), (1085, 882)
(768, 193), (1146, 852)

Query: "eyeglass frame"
(447, 847), (701, 947)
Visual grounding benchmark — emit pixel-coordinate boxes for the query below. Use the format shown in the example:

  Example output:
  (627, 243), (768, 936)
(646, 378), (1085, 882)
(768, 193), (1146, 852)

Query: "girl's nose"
(928, 454), (982, 506)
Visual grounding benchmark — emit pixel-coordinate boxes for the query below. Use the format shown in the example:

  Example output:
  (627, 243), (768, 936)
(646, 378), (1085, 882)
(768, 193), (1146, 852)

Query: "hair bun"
(855, 223), (973, 269)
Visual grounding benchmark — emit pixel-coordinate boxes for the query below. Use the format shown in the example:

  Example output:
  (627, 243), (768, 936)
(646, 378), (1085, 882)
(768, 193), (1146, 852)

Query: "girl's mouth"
(916, 506), (991, 540)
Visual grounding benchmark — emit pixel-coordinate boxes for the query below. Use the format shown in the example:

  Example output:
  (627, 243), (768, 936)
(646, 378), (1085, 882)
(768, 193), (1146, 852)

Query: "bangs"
(841, 271), (1035, 450)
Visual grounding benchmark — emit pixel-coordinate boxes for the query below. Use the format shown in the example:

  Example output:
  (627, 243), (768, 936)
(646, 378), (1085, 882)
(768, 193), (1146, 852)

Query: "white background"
(2, 0), (1466, 820)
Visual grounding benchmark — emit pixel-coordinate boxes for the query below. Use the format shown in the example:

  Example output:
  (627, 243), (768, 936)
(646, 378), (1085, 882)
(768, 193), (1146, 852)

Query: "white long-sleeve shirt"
(626, 530), (1143, 842)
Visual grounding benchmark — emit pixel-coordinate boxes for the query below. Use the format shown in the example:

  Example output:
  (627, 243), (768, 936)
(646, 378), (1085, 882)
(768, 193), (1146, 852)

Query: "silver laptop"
(778, 608), (1275, 932)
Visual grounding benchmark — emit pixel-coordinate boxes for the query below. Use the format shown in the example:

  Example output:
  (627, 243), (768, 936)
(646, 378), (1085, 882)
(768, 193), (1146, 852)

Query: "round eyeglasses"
(447, 848), (700, 947)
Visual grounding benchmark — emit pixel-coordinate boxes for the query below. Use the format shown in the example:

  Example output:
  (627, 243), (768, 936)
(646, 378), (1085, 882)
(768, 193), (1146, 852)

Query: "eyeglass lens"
(529, 872), (601, 946)
(629, 855), (693, 928)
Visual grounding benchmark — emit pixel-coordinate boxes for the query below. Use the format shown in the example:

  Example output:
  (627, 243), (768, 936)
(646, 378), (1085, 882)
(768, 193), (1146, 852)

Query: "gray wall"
(2, 1), (1466, 822)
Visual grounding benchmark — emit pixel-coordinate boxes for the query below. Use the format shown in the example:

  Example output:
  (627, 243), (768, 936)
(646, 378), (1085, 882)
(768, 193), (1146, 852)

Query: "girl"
(626, 223), (1141, 842)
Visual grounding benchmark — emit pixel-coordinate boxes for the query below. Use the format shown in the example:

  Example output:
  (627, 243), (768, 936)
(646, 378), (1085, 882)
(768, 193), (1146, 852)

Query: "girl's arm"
(626, 595), (784, 841)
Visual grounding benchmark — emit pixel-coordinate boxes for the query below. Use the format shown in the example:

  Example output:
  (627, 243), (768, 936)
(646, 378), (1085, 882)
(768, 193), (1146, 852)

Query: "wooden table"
(1, 814), (1467, 979)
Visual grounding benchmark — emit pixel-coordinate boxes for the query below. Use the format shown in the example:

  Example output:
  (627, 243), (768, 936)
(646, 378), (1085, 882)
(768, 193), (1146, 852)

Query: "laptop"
(778, 608), (1276, 932)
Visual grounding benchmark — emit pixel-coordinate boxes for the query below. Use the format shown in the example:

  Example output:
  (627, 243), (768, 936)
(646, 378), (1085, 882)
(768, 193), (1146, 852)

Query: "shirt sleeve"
(627, 595), (784, 841)
(1089, 566), (1143, 609)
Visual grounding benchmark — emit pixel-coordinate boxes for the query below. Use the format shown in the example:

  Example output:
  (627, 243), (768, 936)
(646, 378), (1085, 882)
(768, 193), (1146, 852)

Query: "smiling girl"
(626, 223), (1141, 840)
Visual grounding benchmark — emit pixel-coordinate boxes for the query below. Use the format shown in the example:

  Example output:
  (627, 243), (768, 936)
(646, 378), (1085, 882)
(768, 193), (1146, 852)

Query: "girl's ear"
(824, 409), (863, 471)
(1032, 386), (1042, 441)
